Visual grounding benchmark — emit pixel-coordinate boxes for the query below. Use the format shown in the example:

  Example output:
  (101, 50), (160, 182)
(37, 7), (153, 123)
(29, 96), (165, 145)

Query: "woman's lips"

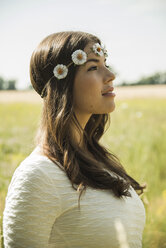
(102, 87), (116, 97)
(102, 86), (114, 95)
(102, 91), (116, 97)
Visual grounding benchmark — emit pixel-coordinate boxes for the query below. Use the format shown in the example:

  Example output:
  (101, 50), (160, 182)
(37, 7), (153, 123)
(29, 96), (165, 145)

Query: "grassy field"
(0, 97), (166, 247)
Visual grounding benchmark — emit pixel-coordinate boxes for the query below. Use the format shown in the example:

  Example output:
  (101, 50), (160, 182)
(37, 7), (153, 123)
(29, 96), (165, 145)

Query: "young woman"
(3, 31), (146, 248)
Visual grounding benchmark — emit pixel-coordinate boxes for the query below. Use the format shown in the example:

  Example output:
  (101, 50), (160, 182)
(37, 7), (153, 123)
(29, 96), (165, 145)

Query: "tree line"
(0, 77), (17, 90)
(120, 72), (166, 86)
(0, 71), (166, 90)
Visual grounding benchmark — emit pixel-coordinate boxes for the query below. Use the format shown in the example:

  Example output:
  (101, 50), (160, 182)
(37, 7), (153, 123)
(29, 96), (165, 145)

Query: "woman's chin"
(107, 102), (116, 113)
(99, 105), (116, 114)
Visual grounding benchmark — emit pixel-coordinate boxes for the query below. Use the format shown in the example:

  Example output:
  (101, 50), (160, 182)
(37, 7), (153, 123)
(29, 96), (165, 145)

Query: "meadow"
(0, 89), (166, 247)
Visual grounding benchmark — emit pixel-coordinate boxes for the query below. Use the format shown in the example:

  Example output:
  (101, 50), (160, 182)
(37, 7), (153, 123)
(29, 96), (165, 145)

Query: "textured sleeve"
(3, 160), (62, 248)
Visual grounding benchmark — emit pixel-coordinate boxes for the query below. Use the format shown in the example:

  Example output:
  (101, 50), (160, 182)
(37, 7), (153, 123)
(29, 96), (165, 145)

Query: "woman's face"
(73, 42), (116, 119)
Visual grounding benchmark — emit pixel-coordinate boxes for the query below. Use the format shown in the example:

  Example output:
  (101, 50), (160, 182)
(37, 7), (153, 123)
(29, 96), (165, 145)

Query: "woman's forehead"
(83, 42), (96, 53)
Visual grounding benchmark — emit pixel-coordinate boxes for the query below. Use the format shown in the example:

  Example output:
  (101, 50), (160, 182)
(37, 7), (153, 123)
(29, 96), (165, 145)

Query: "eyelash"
(88, 66), (97, 71)
(88, 64), (110, 71)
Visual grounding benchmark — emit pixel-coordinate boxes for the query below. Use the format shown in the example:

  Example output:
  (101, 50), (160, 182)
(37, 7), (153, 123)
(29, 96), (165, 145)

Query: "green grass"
(1, 99), (166, 248)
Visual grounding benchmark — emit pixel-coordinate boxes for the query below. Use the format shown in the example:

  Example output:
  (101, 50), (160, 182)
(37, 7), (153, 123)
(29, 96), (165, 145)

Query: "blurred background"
(0, 0), (166, 247)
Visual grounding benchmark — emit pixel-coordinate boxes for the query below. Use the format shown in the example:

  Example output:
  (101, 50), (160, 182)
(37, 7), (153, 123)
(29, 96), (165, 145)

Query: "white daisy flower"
(53, 64), (68, 79)
(92, 43), (104, 56)
(71, 50), (87, 65)
(101, 44), (108, 57)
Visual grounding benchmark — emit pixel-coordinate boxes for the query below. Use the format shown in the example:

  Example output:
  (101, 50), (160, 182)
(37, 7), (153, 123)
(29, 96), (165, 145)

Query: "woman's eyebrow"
(85, 58), (106, 64)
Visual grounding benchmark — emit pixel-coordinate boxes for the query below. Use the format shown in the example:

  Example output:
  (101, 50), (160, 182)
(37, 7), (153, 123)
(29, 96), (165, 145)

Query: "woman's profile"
(3, 31), (146, 247)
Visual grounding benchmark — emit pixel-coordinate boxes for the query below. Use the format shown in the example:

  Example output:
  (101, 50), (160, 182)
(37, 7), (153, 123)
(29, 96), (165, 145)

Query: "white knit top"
(3, 146), (146, 248)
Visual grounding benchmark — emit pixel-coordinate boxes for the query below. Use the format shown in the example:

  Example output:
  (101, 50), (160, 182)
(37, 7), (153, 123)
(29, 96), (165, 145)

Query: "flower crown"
(53, 43), (108, 80)
(41, 43), (108, 97)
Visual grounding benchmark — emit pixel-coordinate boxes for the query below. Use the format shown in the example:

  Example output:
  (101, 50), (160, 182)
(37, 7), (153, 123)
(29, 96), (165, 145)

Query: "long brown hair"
(30, 31), (146, 208)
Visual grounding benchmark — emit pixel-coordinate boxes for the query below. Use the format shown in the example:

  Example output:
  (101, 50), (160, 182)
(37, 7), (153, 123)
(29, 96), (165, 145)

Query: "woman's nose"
(104, 69), (115, 84)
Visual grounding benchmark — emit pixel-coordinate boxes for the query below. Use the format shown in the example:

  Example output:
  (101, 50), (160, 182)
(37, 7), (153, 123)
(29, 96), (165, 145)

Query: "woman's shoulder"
(17, 145), (62, 173)
(7, 146), (66, 193)
(19, 145), (57, 169)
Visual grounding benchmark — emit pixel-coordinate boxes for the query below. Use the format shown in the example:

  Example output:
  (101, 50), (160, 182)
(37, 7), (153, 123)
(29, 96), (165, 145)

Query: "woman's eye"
(88, 66), (97, 71)
(87, 64), (111, 72)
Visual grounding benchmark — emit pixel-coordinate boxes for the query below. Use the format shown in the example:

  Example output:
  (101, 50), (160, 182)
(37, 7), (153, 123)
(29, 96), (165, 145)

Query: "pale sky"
(0, 0), (166, 89)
